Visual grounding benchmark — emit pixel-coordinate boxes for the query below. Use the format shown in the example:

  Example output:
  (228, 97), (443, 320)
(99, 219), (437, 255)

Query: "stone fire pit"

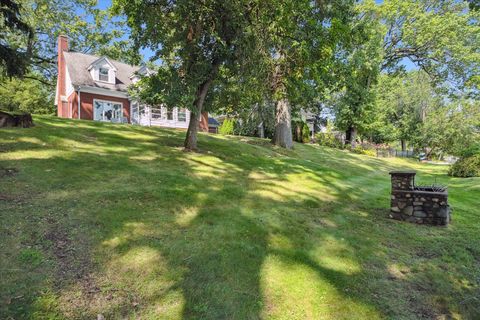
(389, 171), (450, 225)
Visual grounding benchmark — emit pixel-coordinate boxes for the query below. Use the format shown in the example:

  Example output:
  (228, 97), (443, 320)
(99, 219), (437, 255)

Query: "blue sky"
(93, 0), (417, 70)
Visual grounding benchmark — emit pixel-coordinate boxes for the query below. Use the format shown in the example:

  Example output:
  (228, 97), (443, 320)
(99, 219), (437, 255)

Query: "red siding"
(79, 92), (130, 123)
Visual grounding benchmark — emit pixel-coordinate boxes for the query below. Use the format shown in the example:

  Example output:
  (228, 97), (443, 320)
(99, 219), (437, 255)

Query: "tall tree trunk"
(272, 97), (293, 149)
(401, 139), (406, 152)
(345, 128), (352, 146)
(184, 62), (220, 151)
(345, 126), (357, 148)
(271, 52), (293, 149)
(184, 80), (212, 151)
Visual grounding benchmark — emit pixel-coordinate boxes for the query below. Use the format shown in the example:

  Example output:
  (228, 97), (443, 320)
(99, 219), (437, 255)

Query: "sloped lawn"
(1, 116), (479, 319)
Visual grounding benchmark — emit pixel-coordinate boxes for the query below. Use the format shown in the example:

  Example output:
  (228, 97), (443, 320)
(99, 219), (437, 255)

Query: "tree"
(1, 0), (137, 86)
(374, 71), (439, 150)
(0, 74), (54, 114)
(333, 0), (479, 148)
(333, 5), (384, 148)
(115, 0), (261, 151)
(256, 0), (356, 149)
(367, 0), (480, 96)
(0, 0), (33, 77)
(415, 99), (480, 157)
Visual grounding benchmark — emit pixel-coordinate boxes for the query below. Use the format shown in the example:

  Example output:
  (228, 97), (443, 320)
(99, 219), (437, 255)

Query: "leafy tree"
(115, 0), (261, 151)
(2, 0), (137, 85)
(366, 0), (480, 96)
(415, 99), (480, 157)
(256, 0), (356, 149)
(333, 5), (384, 148)
(0, 74), (54, 114)
(374, 71), (439, 150)
(0, 0), (33, 77)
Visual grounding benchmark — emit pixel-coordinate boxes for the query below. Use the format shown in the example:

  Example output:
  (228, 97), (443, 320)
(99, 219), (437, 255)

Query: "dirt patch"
(0, 193), (14, 201)
(41, 220), (93, 290)
(0, 167), (18, 178)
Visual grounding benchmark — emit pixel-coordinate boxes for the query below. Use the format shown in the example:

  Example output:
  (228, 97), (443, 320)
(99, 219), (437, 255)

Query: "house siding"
(79, 92), (130, 123)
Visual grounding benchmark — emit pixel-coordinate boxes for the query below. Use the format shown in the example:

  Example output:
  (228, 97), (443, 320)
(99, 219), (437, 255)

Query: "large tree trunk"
(401, 139), (406, 152)
(272, 97), (293, 149)
(184, 78), (214, 151)
(184, 60), (220, 151)
(345, 126), (357, 148)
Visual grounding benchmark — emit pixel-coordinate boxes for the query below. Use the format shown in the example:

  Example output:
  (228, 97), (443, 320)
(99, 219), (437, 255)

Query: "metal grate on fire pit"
(414, 184), (447, 193)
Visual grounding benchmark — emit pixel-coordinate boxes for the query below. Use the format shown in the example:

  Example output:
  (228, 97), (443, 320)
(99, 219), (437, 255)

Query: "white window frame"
(93, 99), (124, 122)
(178, 108), (187, 122)
(98, 67), (109, 82)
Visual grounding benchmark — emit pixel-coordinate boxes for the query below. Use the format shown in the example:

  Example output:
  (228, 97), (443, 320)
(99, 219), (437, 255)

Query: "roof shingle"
(63, 51), (140, 92)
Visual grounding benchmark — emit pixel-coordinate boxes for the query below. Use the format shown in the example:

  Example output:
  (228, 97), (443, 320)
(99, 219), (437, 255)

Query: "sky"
(92, 0), (417, 71)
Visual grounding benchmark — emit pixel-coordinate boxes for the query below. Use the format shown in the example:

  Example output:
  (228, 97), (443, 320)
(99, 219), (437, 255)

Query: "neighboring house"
(207, 117), (220, 134)
(55, 35), (208, 131)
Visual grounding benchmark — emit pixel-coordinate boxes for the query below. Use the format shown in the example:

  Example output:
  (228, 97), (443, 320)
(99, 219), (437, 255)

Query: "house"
(55, 35), (208, 131)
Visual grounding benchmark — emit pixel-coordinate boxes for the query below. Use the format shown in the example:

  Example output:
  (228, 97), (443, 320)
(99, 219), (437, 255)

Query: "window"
(99, 68), (109, 82)
(178, 108), (186, 122)
(167, 108), (173, 120)
(94, 100), (122, 122)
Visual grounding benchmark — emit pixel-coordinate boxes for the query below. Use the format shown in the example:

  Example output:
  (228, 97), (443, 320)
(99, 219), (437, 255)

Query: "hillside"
(1, 116), (479, 319)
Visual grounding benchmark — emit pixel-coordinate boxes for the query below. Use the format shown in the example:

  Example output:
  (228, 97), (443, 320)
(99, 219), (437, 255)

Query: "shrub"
(301, 122), (310, 143)
(449, 153), (480, 177)
(316, 132), (343, 149)
(351, 146), (376, 157)
(219, 118), (235, 135)
(460, 143), (480, 158)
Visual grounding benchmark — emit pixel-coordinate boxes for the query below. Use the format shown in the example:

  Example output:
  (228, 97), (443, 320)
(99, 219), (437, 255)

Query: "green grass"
(1, 116), (479, 319)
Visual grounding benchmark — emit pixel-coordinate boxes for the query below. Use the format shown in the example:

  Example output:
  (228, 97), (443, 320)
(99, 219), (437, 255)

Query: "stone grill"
(389, 171), (450, 225)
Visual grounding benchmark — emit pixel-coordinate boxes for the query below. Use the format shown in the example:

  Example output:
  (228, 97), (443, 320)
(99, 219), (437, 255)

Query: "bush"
(351, 146), (377, 157)
(460, 144), (480, 158)
(301, 122), (310, 143)
(449, 153), (480, 177)
(316, 132), (343, 149)
(219, 118), (235, 135)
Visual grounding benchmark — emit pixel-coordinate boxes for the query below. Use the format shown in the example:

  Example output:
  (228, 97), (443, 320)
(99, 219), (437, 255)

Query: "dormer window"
(88, 57), (117, 84)
(99, 67), (109, 82)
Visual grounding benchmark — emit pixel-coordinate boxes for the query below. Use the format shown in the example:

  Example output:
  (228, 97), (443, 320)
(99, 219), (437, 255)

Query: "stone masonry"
(389, 171), (450, 225)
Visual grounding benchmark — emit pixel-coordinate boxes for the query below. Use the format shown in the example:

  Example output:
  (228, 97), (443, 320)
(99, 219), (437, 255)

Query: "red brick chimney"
(56, 35), (68, 117)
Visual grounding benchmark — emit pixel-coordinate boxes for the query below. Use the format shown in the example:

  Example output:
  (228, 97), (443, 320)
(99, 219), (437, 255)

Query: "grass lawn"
(1, 116), (479, 319)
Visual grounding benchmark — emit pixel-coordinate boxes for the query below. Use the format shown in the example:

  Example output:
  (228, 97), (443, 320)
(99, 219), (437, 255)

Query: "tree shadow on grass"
(1, 117), (479, 319)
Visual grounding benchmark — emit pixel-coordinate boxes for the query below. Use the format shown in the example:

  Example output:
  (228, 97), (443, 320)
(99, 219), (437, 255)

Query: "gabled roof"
(87, 56), (118, 71)
(63, 51), (141, 92)
(130, 65), (152, 79)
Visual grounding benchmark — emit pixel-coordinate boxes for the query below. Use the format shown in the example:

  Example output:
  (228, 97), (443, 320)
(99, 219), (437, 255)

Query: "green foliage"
(415, 100), (480, 156)
(301, 122), (310, 144)
(365, 0), (480, 96)
(373, 71), (439, 145)
(449, 154), (480, 177)
(0, 0), (33, 77)
(0, 75), (54, 114)
(316, 123), (344, 149)
(333, 3), (384, 139)
(461, 144), (480, 158)
(218, 119), (235, 136)
(351, 146), (376, 157)
(316, 132), (344, 149)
